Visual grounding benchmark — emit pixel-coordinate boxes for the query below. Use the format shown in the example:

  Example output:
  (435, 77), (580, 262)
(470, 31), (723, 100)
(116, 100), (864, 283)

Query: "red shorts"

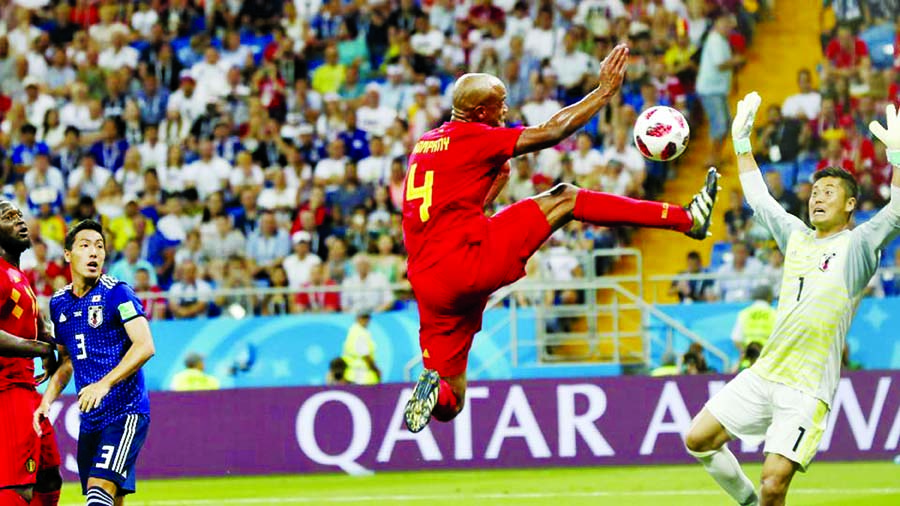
(0, 387), (60, 489)
(410, 199), (551, 376)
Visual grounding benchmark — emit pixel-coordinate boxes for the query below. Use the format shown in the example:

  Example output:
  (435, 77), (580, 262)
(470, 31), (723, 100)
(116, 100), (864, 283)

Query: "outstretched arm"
(513, 45), (629, 156)
(854, 105), (900, 250)
(732, 91), (807, 251)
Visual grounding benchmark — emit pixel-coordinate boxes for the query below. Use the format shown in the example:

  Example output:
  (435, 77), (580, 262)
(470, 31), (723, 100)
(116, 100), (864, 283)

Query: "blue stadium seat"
(760, 161), (798, 189)
(710, 241), (732, 269)
(880, 236), (900, 267)
(860, 24), (896, 70)
(854, 209), (877, 226)
(796, 158), (819, 185)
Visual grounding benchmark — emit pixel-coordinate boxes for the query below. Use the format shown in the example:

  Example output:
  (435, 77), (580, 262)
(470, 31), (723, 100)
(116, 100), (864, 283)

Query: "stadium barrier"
(47, 371), (900, 479)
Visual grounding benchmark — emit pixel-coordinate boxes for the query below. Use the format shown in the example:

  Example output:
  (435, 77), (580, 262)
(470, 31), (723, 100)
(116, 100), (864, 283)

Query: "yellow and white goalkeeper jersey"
(740, 172), (900, 407)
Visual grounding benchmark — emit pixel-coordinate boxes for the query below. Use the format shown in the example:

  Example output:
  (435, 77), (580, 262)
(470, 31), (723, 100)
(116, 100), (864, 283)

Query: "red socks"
(573, 189), (692, 233)
(437, 379), (459, 411)
(30, 491), (60, 506)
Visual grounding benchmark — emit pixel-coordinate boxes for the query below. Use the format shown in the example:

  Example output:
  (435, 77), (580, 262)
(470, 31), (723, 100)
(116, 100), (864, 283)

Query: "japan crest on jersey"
(819, 252), (837, 272)
(88, 305), (103, 328)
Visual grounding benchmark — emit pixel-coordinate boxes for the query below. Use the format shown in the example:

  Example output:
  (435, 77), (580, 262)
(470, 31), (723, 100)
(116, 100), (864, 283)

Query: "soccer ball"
(633, 106), (690, 162)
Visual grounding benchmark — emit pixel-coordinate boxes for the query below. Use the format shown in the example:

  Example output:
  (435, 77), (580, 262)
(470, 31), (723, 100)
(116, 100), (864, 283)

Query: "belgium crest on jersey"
(88, 305), (103, 328)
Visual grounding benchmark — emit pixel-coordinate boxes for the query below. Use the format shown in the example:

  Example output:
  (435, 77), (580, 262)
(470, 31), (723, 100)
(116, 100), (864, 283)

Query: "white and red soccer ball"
(633, 106), (690, 162)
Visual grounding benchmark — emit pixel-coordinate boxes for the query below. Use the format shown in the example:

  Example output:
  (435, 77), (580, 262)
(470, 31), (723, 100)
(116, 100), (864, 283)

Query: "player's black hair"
(812, 166), (859, 202)
(64, 219), (104, 251)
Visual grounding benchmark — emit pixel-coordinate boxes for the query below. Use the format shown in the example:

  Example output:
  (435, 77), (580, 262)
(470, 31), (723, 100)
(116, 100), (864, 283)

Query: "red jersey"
(402, 121), (524, 275)
(0, 258), (40, 392)
(825, 37), (869, 69)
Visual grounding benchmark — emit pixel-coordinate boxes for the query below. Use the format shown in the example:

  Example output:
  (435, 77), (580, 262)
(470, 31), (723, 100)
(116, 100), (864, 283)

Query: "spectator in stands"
(762, 248), (785, 293)
(341, 254), (394, 314)
(109, 195), (155, 252)
(371, 234), (406, 284)
(175, 229), (208, 267)
(89, 118), (128, 173)
(599, 129), (645, 189)
(283, 231), (322, 289)
(134, 266), (166, 320)
(245, 210), (291, 278)
(756, 105), (810, 165)
(297, 263), (341, 313)
(781, 68), (822, 120)
(823, 23), (870, 81)
(724, 189), (754, 241)
(23, 237), (67, 296)
(341, 310), (381, 385)
(764, 170), (803, 217)
(12, 123), (50, 176)
(214, 255), (257, 319)
(670, 251), (715, 303)
(109, 238), (158, 286)
(261, 265), (297, 316)
(714, 241), (764, 302)
(696, 13), (745, 166)
(170, 353), (220, 392)
(169, 259), (212, 319)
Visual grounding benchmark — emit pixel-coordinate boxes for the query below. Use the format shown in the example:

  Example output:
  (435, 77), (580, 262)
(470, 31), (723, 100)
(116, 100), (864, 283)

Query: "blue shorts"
(77, 414), (149, 496)
(699, 93), (731, 141)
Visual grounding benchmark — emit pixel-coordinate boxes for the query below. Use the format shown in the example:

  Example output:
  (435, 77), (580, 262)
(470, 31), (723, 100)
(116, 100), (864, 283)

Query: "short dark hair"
(687, 251), (701, 261)
(64, 125), (80, 137)
(64, 219), (104, 251)
(20, 123), (36, 135)
(812, 166), (859, 202)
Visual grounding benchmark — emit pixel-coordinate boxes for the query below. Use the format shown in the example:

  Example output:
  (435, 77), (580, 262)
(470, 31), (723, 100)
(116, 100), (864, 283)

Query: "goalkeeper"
(684, 93), (900, 506)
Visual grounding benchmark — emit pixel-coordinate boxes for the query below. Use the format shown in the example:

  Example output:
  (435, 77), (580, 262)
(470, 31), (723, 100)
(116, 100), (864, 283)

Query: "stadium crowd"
(0, 0), (761, 320)
(672, 2), (900, 305)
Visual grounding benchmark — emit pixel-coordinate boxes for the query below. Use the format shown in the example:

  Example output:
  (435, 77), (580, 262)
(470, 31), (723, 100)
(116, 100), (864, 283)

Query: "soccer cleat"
(404, 369), (440, 433)
(684, 167), (720, 240)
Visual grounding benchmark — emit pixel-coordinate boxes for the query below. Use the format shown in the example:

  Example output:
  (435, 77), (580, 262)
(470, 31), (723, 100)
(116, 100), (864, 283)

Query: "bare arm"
(34, 345), (74, 436)
(38, 345), (73, 407)
(513, 45), (629, 156)
(484, 162), (510, 208)
(0, 330), (53, 358)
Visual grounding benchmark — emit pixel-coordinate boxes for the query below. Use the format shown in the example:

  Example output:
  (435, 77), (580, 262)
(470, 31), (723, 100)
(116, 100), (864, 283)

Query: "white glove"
(869, 103), (900, 166)
(731, 91), (761, 155)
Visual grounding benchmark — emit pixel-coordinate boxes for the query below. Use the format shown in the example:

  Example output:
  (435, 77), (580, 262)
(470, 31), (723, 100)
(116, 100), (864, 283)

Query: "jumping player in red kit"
(0, 201), (62, 505)
(403, 45), (719, 432)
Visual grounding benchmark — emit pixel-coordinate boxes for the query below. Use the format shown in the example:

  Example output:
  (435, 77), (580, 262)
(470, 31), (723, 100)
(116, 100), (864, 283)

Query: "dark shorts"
(0, 387), (60, 489)
(410, 199), (551, 376)
(77, 413), (149, 496)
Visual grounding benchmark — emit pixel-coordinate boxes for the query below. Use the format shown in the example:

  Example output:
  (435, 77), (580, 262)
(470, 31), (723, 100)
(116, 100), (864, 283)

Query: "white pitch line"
(60, 487), (900, 505)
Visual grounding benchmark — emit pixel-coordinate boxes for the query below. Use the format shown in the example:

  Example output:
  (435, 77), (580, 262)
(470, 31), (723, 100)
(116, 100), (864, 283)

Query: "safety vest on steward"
(738, 300), (776, 348)
(342, 322), (379, 385)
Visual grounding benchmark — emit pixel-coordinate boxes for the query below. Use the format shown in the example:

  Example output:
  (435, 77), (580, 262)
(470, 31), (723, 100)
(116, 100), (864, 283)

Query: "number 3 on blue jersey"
(75, 333), (87, 359)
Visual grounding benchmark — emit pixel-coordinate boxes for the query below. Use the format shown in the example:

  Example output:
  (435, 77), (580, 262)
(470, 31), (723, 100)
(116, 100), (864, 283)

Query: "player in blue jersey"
(33, 220), (155, 506)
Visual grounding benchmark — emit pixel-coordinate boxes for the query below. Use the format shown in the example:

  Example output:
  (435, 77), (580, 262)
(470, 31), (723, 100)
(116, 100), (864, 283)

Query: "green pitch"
(59, 461), (900, 505)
